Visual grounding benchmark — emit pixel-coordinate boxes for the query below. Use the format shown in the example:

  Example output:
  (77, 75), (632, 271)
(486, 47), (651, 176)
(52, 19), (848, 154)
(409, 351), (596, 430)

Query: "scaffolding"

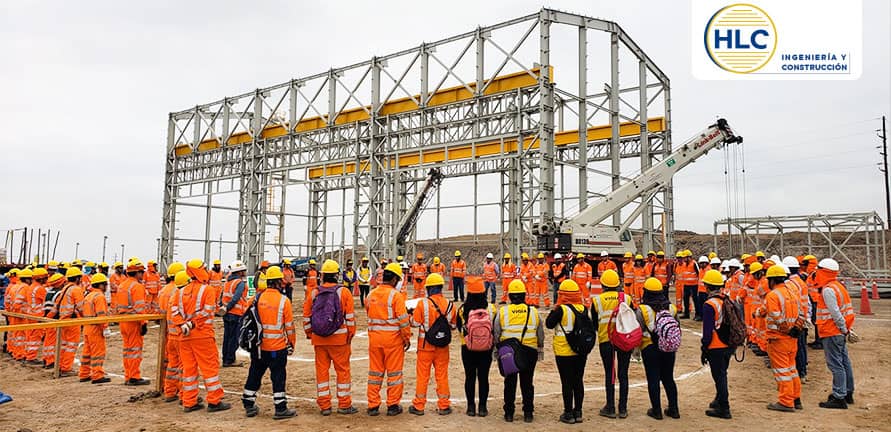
(713, 212), (889, 280)
(161, 9), (675, 272)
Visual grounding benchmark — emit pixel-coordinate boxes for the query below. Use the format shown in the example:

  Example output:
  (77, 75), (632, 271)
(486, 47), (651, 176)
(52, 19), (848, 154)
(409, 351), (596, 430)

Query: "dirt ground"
(1, 287), (889, 432)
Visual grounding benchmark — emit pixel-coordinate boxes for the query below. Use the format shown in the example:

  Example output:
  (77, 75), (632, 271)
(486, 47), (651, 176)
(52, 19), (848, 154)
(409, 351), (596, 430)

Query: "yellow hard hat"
(454, 250), (461, 257)
(256, 274), (267, 290)
(7, 269), (18, 276)
(321, 259), (339, 274)
(33, 268), (48, 278)
(127, 259), (145, 272)
(803, 254), (817, 261)
(266, 266), (284, 280)
(62, 262), (70, 269)
(755, 251), (765, 258)
(186, 259), (204, 270)
(426, 273), (445, 287)
(213, 259), (221, 265)
(72, 259), (82, 266)
(19, 269), (33, 278)
(521, 253), (529, 260)
(90, 273), (109, 285)
(147, 260), (156, 266)
(174, 271), (190, 287)
(647, 250), (656, 256)
(766, 265), (787, 279)
(433, 257), (441, 264)
(537, 252), (545, 259)
(635, 254), (644, 260)
(167, 262), (185, 277)
(576, 253), (584, 259)
(283, 258), (292, 265)
(65, 267), (83, 278)
(656, 251), (665, 257)
(99, 262), (109, 268)
(508, 279), (526, 294)
(362, 256), (369, 261)
(86, 261), (96, 267)
(749, 262), (764, 274)
(675, 251), (684, 258)
(702, 269), (724, 287)
(644, 277), (663, 292)
(47, 260), (59, 269)
(559, 279), (580, 292)
(384, 262), (404, 278)
(740, 253), (752, 261)
(396, 256), (404, 262)
(684, 250), (693, 257)
(113, 261), (123, 268)
(600, 269), (620, 288)
(708, 252), (717, 260)
(308, 259), (317, 265)
(47, 273), (65, 286)
(503, 253), (511, 259)
(624, 252), (633, 258)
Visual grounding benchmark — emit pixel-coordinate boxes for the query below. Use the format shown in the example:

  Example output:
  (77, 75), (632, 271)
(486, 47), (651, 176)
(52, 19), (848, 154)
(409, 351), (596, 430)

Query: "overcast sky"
(1, 1), (888, 263)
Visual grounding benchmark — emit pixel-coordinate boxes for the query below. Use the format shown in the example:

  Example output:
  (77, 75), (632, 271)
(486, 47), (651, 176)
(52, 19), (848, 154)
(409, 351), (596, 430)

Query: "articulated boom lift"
(394, 168), (445, 257)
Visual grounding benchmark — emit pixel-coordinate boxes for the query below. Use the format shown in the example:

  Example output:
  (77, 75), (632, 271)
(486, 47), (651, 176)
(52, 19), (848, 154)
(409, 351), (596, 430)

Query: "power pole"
(880, 115), (889, 229)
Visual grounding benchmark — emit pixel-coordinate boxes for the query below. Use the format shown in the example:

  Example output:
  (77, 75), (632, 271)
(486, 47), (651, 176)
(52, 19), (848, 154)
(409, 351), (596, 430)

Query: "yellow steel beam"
(174, 67), (552, 156)
(307, 117), (665, 179)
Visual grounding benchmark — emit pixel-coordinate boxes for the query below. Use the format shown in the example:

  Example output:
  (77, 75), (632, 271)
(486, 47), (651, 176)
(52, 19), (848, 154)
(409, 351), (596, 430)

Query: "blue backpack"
(311, 287), (344, 337)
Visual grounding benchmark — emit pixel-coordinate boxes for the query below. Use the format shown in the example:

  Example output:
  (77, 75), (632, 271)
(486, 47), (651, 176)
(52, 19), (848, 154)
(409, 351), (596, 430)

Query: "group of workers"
(0, 247), (858, 423)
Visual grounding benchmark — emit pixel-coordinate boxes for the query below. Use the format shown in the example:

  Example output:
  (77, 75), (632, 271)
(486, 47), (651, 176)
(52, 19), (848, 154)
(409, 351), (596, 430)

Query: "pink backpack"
(465, 308), (494, 351)
(607, 293), (643, 352)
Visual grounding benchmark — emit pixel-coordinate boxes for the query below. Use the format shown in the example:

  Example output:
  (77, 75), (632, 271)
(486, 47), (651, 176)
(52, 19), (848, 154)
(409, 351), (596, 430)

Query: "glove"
(287, 345), (295, 355)
(537, 351), (544, 361)
(700, 350), (709, 365)
(180, 322), (193, 336)
(140, 323), (148, 336)
(847, 329), (861, 343)
(215, 306), (227, 317)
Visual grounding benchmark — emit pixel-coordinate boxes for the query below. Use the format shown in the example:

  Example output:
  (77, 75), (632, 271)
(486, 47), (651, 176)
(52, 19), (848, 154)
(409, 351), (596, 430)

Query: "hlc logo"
(704, 3), (777, 73)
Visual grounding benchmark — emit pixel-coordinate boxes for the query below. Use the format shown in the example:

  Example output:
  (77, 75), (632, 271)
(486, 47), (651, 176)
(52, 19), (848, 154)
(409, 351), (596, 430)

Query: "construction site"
(1, 3), (890, 432)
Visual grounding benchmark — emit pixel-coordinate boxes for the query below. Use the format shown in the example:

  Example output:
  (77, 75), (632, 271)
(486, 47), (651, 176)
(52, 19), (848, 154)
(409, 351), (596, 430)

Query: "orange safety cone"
(872, 281), (880, 300)
(859, 287), (874, 315)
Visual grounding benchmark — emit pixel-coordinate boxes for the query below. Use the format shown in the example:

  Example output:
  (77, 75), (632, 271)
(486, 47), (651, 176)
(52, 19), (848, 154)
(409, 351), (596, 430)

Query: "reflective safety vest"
(450, 260), (466, 278)
(171, 282), (216, 340)
(675, 261), (698, 286)
(208, 271), (223, 289)
(765, 282), (801, 339)
(81, 289), (109, 336)
(639, 304), (678, 349)
(256, 288), (296, 351)
(114, 277), (148, 315)
(483, 261), (498, 282)
(533, 263), (549, 285)
(412, 294), (456, 351)
(429, 263), (446, 276)
(28, 283), (47, 317)
(144, 270), (161, 295)
(109, 273), (125, 295)
(815, 280), (854, 338)
(158, 282), (181, 337)
(552, 263), (567, 283)
(55, 283), (85, 319)
(366, 284), (412, 347)
(622, 261), (635, 286)
(358, 266), (372, 285)
(305, 269), (319, 290)
(592, 291), (631, 343)
(221, 278), (249, 316)
(653, 261), (669, 285)
(519, 262), (534, 283)
(787, 274), (811, 319)
(501, 263), (517, 280)
(497, 303), (540, 349)
(304, 283), (355, 346)
(552, 303), (586, 356)
(704, 296), (729, 349)
(411, 263), (428, 283)
(572, 262), (591, 287)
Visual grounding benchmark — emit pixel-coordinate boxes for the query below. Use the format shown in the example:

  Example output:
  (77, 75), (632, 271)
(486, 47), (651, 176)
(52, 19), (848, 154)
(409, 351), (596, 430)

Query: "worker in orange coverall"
(365, 263), (412, 416)
(409, 273), (458, 416)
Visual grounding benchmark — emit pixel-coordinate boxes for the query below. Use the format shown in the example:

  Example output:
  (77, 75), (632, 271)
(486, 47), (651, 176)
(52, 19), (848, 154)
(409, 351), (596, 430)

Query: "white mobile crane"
(532, 118), (743, 255)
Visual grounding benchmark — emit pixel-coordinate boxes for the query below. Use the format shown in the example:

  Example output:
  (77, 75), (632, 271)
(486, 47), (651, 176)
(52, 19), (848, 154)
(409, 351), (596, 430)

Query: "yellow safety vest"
(592, 291), (632, 344)
(553, 303), (585, 357)
(498, 303), (539, 349)
(638, 304), (678, 349)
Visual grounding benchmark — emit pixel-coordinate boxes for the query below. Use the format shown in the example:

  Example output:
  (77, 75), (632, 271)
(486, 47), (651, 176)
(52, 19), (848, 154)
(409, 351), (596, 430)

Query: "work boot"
(523, 412), (534, 423)
(91, 377), (111, 384)
(437, 407), (452, 415)
(180, 396), (203, 406)
(337, 406), (358, 415)
(705, 408), (732, 419)
(59, 371), (77, 378)
(709, 399), (719, 409)
(367, 406), (380, 416)
(273, 407), (297, 419)
(27, 359), (42, 366)
(794, 398), (803, 410)
(664, 407), (680, 419)
(599, 406), (617, 418)
(320, 408), (332, 416)
(808, 342), (823, 350)
(767, 402), (795, 412)
(386, 404), (403, 416)
(845, 392), (854, 404)
(617, 409), (627, 419)
(466, 404), (476, 417)
(559, 412), (575, 424)
(207, 402), (232, 413)
(504, 412), (514, 422)
(477, 404), (488, 417)
(79, 377), (92, 383)
(163, 395), (179, 403)
(574, 409), (584, 423)
(184, 403), (205, 413)
(125, 378), (150, 386)
(646, 408), (663, 420)
(693, 316), (702, 322)
(819, 395), (848, 409)
(408, 406), (424, 416)
(245, 405), (259, 417)
(222, 361), (244, 368)
(43, 363), (53, 369)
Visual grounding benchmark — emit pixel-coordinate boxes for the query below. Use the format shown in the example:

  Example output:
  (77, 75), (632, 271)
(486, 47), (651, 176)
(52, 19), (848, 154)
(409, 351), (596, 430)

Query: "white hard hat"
(728, 258), (741, 268)
(720, 260), (730, 270)
(600, 251), (608, 257)
(485, 253), (494, 259)
(710, 257), (721, 265)
(400, 261), (408, 268)
(698, 256), (708, 263)
(780, 264), (791, 275)
(769, 255), (781, 264)
(818, 258), (839, 272)
(782, 256), (800, 268)
(229, 260), (247, 273)
(554, 253), (562, 259)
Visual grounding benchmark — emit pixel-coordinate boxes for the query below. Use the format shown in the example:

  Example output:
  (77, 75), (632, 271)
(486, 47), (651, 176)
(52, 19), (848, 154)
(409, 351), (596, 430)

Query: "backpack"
(560, 305), (596, 355)
(239, 296), (262, 355)
(310, 287), (344, 337)
(717, 297), (747, 348)
(607, 293), (642, 352)
(424, 298), (453, 348)
(653, 309), (682, 353)
(464, 307), (494, 352)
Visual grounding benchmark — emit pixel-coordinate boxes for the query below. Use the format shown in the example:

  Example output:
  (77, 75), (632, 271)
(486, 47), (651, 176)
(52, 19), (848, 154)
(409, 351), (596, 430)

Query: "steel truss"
(713, 212), (889, 280)
(161, 9), (673, 271)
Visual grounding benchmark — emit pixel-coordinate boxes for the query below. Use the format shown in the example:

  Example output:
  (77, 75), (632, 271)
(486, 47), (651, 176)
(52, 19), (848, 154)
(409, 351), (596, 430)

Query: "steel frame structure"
(160, 9), (673, 271)
(713, 212), (889, 279)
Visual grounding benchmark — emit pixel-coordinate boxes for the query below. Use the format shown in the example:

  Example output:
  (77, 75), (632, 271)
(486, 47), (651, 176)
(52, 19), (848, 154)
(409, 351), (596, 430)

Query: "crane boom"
(533, 118), (742, 254)
(395, 168), (445, 255)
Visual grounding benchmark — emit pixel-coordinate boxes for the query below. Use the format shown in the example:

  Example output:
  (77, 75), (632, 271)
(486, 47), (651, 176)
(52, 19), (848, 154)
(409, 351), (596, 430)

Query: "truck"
(532, 118), (743, 255)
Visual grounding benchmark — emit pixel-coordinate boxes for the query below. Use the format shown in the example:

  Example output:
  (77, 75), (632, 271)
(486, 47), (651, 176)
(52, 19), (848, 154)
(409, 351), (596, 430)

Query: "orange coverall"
(763, 282), (802, 408)
(304, 283), (356, 410)
(208, 270), (223, 304)
(158, 280), (182, 399)
(571, 261), (592, 306)
(534, 261), (550, 307)
(109, 272), (125, 299)
(7, 280), (25, 360)
(622, 260), (635, 291)
(25, 281), (47, 361)
(143, 267), (162, 313)
(366, 284), (412, 410)
(411, 293), (457, 411)
(595, 259), (617, 296)
(500, 262), (518, 303)
(80, 288), (109, 380)
(411, 263), (428, 299)
(47, 282), (85, 372)
(115, 276), (148, 380)
(172, 280), (224, 408)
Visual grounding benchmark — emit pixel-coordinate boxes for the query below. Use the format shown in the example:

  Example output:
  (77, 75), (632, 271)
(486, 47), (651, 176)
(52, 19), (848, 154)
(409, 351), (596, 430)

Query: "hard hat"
(559, 279), (580, 292)
(380, 258), (388, 264)
(127, 259), (145, 272)
(260, 260), (271, 268)
(384, 262), (404, 278)
(146, 260), (155, 266)
(266, 266), (284, 280)
(90, 273), (109, 285)
(780, 264), (791, 275)
(766, 265), (787, 279)
(187, 258), (204, 270)
(521, 253), (529, 260)
(740, 253), (752, 261)
(433, 257), (441, 264)
(212, 259), (221, 265)
(362, 256), (369, 261)
(65, 267), (83, 278)
(684, 249), (693, 257)
(554, 253), (562, 259)
(702, 269), (724, 287)
(397, 256), (404, 262)
(454, 250), (461, 257)
(656, 251), (665, 257)
(698, 256), (709, 263)
(504, 253), (511, 259)
(624, 252), (633, 258)
(19, 269), (33, 278)
(635, 254), (644, 260)
(601, 251), (609, 257)
(486, 253), (494, 259)
(710, 257), (721, 265)
(416, 253), (424, 260)
(321, 259), (339, 274)
(47, 273), (65, 286)
(8, 269), (18, 276)
(308, 259), (316, 265)
(576, 253), (584, 259)
(647, 250), (655, 256)
(113, 261), (123, 268)
(644, 277), (663, 292)
(256, 274), (268, 290)
(600, 269), (620, 288)
(537, 252), (545, 259)
(749, 262), (764, 274)
(708, 252), (717, 260)
(426, 273), (445, 287)
(72, 259), (83, 266)
(755, 251), (765, 258)
(167, 262), (185, 277)
(99, 262), (109, 268)
(508, 279), (526, 294)
(47, 260), (59, 269)
(174, 271), (191, 287)
(782, 256), (800, 269)
(346, 259), (353, 266)
(720, 260), (729, 270)
(675, 251), (684, 258)
(818, 258), (839, 272)
(400, 261), (408, 268)
(803, 254), (817, 262)
(728, 259), (741, 268)
(283, 258), (292, 265)
(229, 260), (247, 273)
(33, 268), (48, 278)
(769, 255), (781, 264)
(62, 262), (70, 268)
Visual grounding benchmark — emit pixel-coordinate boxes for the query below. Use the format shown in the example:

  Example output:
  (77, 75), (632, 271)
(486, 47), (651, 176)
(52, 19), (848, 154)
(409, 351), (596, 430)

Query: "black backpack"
(716, 296), (747, 348)
(424, 298), (453, 348)
(560, 305), (596, 355)
(239, 295), (262, 356)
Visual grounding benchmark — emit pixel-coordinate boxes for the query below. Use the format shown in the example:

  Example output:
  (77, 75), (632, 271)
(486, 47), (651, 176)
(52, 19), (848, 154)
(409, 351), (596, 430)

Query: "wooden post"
(155, 319), (167, 394)
(52, 327), (62, 379)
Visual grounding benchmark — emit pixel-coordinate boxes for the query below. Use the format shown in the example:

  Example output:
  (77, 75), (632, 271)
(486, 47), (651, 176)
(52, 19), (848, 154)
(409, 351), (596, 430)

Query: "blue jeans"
(452, 277), (465, 302)
(222, 314), (243, 365)
(796, 328), (808, 377)
(485, 281), (497, 303)
(823, 334), (854, 398)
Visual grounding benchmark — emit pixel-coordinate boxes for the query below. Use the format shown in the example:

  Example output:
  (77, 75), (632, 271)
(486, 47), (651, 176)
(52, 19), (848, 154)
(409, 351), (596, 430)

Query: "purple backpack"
(311, 287), (344, 337)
